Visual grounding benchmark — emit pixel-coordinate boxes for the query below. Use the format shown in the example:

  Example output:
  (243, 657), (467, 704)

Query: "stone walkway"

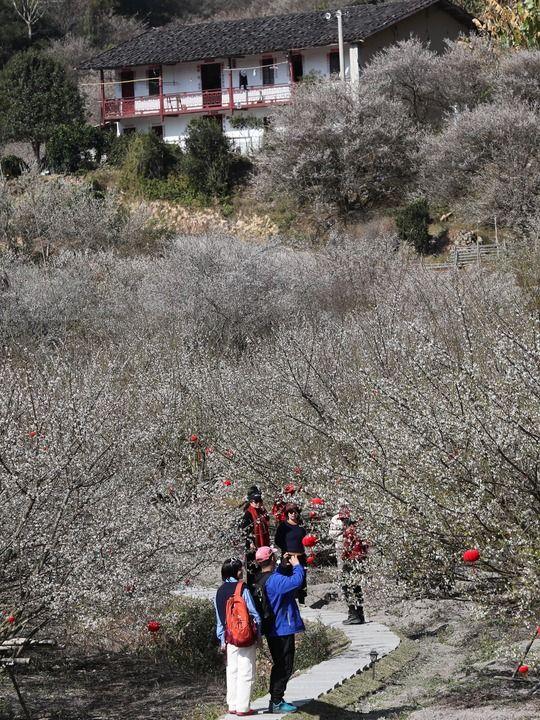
(174, 585), (400, 719)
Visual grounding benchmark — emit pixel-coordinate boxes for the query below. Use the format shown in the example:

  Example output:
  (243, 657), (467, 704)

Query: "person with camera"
(253, 546), (305, 714)
(274, 502), (308, 604)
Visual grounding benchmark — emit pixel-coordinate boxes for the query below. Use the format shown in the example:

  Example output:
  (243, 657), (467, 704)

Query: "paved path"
(174, 585), (400, 719)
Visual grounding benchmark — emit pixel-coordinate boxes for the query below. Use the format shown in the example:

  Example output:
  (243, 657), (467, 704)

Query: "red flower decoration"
(147, 621), (161, 633)
(223, 479), (232, 487)
(309, 511), (318, 520)
(306, 555), (315, 565)
(224, 449), (234, 459)
(27, 431), (37, 438)
(189, 434), (199, 444)
(462, 549), (480, 563)
(518, 665), (529, 674)
(310, 497), (324, 506)
(205, 446), (214, 456)
(293, 466), (302, 475)
(302, 534), (318, 548)
(283, 483), (295, 494)
(7, 615), (15, 624)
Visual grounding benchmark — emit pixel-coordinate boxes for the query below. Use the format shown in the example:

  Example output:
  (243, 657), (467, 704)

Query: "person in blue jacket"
(256, 546), (305, 714)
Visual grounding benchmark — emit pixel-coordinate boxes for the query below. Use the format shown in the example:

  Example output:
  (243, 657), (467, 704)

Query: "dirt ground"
(0, 650), (224, 720)
(348, 597), (539, 720)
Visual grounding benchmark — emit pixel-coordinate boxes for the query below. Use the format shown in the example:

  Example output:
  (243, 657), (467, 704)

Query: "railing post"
(99, 69), (105, 126)
(159, 66), (164, 121)
(228, 58), (234, 111)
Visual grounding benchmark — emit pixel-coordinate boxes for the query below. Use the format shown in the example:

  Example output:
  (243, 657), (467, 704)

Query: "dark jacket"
(275, 521), (306, 554)
(264, 564), (305, 637)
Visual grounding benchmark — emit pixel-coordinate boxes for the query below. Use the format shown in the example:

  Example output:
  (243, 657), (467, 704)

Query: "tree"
(418, 101), (540, 231)
(474, 0), (540, 49)
(256, 79), (417, 216)
(0, 49), (84, 161)
(11, 0), (54, 39)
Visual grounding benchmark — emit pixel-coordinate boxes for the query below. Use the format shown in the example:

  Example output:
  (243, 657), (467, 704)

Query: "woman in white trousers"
(215, 558), (261, 716)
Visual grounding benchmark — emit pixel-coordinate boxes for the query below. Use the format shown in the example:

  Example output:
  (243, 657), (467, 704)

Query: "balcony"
(102, 84), (292, 122)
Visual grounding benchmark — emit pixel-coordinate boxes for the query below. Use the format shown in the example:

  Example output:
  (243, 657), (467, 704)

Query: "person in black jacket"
(274, 502), (308, 604)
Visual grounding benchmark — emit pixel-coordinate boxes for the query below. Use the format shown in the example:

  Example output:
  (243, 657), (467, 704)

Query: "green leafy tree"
(184, 118), (233, 198)
(396, 198), (432, 254)
(0, 49), (84, 161)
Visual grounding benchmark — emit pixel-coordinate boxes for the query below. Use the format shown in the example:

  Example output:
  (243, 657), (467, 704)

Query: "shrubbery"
(45, 123), (106, 173)
(0, 154), (28, 179)
(0, 175), (165, 256)
(183, 118), (236, 198)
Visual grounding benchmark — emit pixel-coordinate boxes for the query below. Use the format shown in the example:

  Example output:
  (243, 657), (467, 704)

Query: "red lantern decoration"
(309, 511), (318, 520)
(189, 434), (199, 444)
(302, 534), (318, 548)
(283, 483), (295, 494)
(518, 665), (529, 674)
(205, 446), (214, 456)
(27, 431), (37, 438)
(147, 621), (161, 633)
(310, 497), (324, 506)
(224, 449), (234, 459)
(223, 479), (232, 487)
(462, 549), (480, 563)
(7, 615), (15, 624)
(293, 466), (302, 476)
(306, 555), (315, 565)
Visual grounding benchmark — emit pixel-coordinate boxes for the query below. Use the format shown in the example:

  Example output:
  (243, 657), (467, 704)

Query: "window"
(262, 57), (275, 86)
(147, 67), (160, 96)
(329, 51), (340, 76)
(123, 127), (136, 135)
(151, 125), (163, 137)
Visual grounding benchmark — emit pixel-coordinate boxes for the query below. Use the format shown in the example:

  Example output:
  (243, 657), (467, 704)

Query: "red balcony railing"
(102, 84), (292, 121)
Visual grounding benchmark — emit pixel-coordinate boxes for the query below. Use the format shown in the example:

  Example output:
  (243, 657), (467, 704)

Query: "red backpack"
(225, 582), (257, 647)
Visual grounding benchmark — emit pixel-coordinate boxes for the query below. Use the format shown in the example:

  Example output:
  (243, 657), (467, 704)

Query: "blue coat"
(264, 564), (305, 637)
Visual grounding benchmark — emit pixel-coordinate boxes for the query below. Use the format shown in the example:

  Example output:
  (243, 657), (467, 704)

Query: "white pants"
(226, 642), (256, 713)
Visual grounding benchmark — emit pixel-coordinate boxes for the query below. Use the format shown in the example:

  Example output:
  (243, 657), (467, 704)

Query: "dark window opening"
(262, 57), (275, 86)
(329, 51), (340, 76)
(151, 125), (163, 137)
(291, 54), (303, 82)
(123, 127), (136, 135)
(148, 67), (160, 96)
(120, 70), (135, 99)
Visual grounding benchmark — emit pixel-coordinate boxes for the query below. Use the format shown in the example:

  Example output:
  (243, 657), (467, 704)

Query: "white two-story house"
(82, 0), (473, 152)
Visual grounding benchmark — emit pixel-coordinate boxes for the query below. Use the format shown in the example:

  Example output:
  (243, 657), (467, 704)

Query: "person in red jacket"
(240, 486), (271, 586)
(341, 518), (368, 625)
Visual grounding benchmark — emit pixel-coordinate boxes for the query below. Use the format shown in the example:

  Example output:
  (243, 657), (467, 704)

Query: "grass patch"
(293, 635), (418, 720)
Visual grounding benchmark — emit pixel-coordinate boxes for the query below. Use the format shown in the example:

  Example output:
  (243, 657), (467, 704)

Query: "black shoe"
(343, 606), (365, 625)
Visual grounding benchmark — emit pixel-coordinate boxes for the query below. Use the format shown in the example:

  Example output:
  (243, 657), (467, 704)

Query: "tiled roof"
(81, 1), (473, 70)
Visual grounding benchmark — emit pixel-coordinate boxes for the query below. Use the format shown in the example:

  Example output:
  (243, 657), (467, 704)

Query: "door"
(201, 63), (222, 108)
(291, 54), (303, 82)
(120, 70), (135, 116)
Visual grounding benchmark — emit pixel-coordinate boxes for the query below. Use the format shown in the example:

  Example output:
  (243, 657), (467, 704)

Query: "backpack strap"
(234, 581), (244, 597)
